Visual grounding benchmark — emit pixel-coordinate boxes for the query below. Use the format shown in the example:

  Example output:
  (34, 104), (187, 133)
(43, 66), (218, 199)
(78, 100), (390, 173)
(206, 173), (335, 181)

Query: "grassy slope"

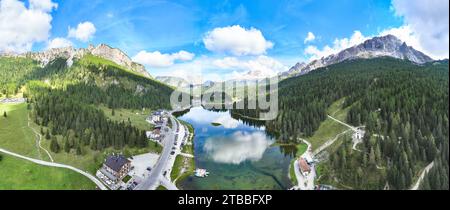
(0, 154), (96, 190)
(306, 98), (349, 150)
(171, 155), (195, 183)
(288, 98), (351, 186)
(0, 103), (97, 189)
(1, 103), (160, 175)
(0, 103), (40, 158)
(99, 105), (154, 132)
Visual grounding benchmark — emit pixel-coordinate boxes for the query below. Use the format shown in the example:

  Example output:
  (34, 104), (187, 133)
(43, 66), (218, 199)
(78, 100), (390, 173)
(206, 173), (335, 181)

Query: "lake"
(176, 106), (295, 190)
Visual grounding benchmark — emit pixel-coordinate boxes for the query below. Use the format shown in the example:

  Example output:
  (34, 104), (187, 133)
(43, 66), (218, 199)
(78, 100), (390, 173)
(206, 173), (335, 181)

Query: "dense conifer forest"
(233, 57), (449, 189)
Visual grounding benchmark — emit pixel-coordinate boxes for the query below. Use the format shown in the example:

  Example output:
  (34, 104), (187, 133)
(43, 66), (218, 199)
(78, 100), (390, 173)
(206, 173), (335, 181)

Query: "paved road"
(136, 116), (178, 190)
(410, 161), (434, 190)
(0, 148), (107, 190)
(160, 177), (178, 190)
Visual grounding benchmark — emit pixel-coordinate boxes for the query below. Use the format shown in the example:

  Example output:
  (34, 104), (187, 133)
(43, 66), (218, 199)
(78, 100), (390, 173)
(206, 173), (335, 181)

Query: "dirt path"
(327, 115), (357, 131)
(410, 161), (434, 190)
(28, 114), (54, 162)
(313, 129), (352, 156)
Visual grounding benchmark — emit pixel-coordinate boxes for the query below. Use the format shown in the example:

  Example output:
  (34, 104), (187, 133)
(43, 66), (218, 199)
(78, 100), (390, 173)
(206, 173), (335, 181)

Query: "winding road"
(0, 147), (107, 190)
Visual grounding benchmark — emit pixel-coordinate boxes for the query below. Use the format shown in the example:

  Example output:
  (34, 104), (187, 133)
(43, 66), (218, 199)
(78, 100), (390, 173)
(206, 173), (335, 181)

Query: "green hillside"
(234, 57), (449, 189)
(0, 153), (96, 190)
(0, 54), (172, 173)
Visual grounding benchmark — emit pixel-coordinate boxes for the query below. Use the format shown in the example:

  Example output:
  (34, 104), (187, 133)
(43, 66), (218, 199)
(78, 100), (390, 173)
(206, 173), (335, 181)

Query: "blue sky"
(44, 0), (401, 57)
(1, 0), (448, 81)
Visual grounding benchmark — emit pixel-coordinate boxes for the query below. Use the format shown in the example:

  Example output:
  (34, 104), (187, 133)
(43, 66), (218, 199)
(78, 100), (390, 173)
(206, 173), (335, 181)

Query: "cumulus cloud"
(304, 31), (368, 60)
(304, 32), (315, 43)
(213, 55), (288, 80)
(203, 25), (274, 56)
(203, 131), (273, 164)
(29, 0), (57, 12)
(132, 50), (195, 68)
(68, 21), (96, 42)
(391, 0), (449, 59)
(46, 37), (73, 49)
(0, 0), (57, 53)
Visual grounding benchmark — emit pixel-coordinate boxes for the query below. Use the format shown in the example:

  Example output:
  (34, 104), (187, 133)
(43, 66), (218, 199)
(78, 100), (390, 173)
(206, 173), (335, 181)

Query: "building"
(149, 110), (168, 124)
(100, 155), (131, 183)
(146, 128), (161, 140)
(302, 153), (314, 165)
(298, 158), (311, 176)
(352, 128), (365, 141)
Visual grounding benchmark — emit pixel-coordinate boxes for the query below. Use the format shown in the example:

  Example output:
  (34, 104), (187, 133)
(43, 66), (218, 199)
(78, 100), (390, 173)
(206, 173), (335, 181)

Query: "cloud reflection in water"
(203, 131), (274, 164)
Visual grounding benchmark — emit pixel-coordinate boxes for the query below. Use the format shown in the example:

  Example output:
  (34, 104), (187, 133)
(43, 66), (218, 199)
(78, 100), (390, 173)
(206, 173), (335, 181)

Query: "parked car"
(146, 167), (152, 171)
(170, 151), (175, 155)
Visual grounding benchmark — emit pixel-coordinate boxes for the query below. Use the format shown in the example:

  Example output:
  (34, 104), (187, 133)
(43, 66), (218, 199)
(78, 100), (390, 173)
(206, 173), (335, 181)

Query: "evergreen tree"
(64, 138), (70, 153)
(45, 130), (51, 140)
(50, 136), (60, 153)
(76, 144), (82, 155)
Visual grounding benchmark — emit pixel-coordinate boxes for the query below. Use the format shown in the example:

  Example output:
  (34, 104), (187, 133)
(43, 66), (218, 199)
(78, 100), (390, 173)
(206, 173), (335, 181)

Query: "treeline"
(32, 90), (149, 153)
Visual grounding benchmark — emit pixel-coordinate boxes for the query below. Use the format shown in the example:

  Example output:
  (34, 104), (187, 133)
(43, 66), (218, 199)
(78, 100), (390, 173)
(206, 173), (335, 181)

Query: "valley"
(0, 35), (448, 190)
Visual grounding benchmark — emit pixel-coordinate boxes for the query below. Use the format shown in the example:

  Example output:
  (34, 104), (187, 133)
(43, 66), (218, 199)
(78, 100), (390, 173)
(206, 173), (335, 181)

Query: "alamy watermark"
(170, 77), (278, 120)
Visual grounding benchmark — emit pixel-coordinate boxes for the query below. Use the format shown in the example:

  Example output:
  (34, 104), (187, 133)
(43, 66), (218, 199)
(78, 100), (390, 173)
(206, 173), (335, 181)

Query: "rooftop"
(104, 155), (130, 173)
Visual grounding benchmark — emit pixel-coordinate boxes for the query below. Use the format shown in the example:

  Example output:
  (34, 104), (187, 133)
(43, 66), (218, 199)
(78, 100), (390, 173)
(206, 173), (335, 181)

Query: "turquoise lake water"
(177, 106), (295, 190)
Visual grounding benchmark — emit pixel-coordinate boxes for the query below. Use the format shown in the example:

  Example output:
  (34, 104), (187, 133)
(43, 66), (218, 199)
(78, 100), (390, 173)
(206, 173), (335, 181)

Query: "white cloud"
(132, 50), (195, 68)
(0, 0), (57, 53)
(46, 37), (73, 49)
(29, 0), (57, 12)
(68, 21), (96, 42)
(304, 31), (368, 60)
(213, 55), (288, 80)
(203, 25), (274, 56)
(303, 1), (449, 60)
(153, 55), (287, 83)
(212, 115), (240, 129)
(203, 131), (273, 164)
(304, 32), (315, 43)
(391, 0), (449, 59)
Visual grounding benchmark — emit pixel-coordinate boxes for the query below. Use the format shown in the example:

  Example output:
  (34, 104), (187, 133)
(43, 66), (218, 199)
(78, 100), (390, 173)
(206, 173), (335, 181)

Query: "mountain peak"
(2, 44), (152, 78)
(282, 34), (434, 78)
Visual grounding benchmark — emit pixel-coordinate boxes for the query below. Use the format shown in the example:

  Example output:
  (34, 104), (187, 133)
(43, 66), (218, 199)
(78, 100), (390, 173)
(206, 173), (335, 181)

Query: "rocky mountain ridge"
(282, 34), (434, 78)
(1, 44), (151, 78)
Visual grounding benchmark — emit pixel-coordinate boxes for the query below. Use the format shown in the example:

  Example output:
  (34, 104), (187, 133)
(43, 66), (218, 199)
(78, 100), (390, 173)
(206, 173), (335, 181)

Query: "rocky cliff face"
(89, 44), (150, 78)
(283, 35), (434, 78)
(6, 44), (152, 78)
